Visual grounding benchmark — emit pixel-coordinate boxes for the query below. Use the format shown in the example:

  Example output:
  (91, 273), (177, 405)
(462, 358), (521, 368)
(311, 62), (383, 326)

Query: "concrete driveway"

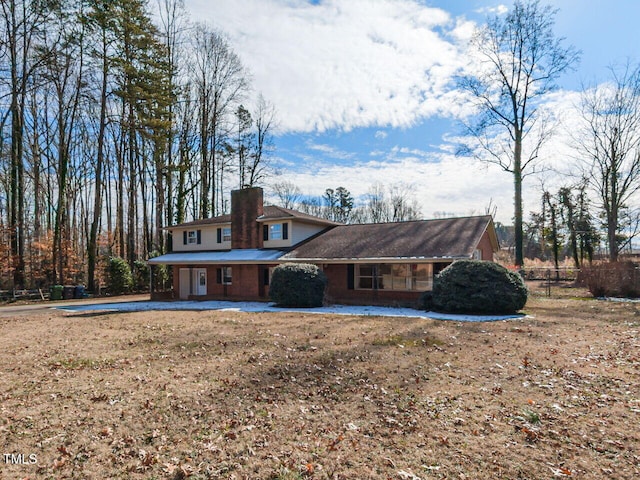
(0, 294), (150, 317)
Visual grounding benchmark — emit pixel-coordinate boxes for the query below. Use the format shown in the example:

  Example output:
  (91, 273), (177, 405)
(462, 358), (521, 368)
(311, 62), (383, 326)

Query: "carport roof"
(148, 249), (285, 265)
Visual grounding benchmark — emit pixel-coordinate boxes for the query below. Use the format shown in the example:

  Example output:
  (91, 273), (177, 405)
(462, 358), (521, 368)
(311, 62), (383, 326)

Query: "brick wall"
(231, 187), (264, 249)
(477, 230), (495, 261)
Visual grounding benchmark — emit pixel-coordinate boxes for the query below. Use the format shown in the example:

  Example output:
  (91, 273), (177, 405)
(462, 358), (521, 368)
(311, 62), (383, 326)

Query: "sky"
(184, 0), (640, 224)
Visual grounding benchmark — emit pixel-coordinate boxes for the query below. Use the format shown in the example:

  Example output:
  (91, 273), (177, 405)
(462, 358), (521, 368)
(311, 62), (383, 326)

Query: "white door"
(179, 268), (191, 299)
(195, 268), (207, 296)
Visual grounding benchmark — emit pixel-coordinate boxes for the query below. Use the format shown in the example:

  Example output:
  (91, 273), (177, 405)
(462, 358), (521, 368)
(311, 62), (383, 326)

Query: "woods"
(1, 0), (640, 292)
(0, 0), (274, 290)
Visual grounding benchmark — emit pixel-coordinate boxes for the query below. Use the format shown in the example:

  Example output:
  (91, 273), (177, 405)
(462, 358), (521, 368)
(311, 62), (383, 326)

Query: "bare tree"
(189, 23), (248, 217)
(235, 104), (252, 188)
(388, 183), (421, 222)
(576, 63), (640, 261)
(364, 182), (389, 223)
(272, 180), (302, 209)
(85, 0), (115, 291)
(0, 0), (51, 287)
(246, 94), (276, 187)
(156, 0), (187, 253)
(458, 0), (579, 267)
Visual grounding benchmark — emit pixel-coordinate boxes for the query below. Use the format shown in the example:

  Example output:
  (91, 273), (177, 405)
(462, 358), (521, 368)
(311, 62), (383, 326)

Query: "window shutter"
(197, 230), (201, 244)
(282, 222), (289, 240)
(263, 224), (269, 241)
(216, 268), (222, 284)
(217, 228), (222, 243)
(347, 264), (354, 290)
(183, 231), (187, 245)
(263, 268), (270, 286)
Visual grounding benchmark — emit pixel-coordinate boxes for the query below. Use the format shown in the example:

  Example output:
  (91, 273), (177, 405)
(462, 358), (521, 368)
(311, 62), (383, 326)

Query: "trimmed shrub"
(432, 260), (527, 314)
(579, 261), (640, 298)
(270, 263), (327, 307)
(106, 256), (133, 295)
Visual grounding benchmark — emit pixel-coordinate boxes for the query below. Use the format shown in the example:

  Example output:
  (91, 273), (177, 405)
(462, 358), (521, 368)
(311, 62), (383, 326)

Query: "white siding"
(262, 220), (327, 248)
(172, 224), (231, 252)
(292, 222), (327, 245)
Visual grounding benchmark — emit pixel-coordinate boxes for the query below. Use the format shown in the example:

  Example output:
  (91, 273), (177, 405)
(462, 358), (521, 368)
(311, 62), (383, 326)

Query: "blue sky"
(187, 0), (640, 224)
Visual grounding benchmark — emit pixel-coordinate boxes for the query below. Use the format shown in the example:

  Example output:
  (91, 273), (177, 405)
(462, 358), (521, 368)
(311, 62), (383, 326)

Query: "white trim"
(150, 251), (469, 266)
(280, 256), (468, 264)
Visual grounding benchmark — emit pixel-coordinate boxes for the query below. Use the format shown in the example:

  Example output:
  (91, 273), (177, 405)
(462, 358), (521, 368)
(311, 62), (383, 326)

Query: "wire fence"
(522, 267), (581, 282)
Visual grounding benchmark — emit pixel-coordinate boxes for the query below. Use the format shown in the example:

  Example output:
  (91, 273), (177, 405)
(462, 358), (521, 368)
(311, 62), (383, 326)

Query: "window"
(357, 265), (380, 289)
(222, 266), (232, 285)
(222, 227), (232, 242)
(187, 230), (198, 244)
(473, 248), (482, 260)
(269, 223), (282, 240)
(412, 264), (433, 290)
(356, 263), (432, 291)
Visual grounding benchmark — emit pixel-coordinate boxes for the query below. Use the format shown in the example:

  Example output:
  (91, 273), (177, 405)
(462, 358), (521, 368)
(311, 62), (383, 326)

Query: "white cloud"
(374, 130), (388, 140)
(476, 5), (509, 16)
(266, 147), (524, 223)
(187, 0), (468, 133)
(265, 85), (597, 225)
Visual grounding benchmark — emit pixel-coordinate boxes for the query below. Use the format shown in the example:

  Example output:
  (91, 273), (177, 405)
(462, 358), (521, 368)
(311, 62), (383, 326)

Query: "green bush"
(270, 263), (327, 307)
(107, 256), (133, 295)
(133, 260), (149, 291)
(147, 251), (170, 291)
(418, 290), (434, 311)
(432, 260), (527, 314)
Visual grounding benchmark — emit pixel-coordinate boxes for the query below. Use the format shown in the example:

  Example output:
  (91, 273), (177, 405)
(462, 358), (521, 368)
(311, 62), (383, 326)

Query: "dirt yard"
(0, 286), (639, 479)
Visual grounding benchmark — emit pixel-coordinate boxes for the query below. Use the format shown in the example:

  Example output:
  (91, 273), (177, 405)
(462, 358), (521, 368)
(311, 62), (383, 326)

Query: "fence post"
(546, 269), (551, 297)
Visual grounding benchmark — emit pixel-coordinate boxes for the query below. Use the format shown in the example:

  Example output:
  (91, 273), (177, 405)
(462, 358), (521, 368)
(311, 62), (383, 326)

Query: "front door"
(195, 268), (207, 296)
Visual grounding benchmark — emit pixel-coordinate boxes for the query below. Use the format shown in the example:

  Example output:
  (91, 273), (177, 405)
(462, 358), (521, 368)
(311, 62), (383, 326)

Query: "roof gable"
(282, 215), (497, 261)
(258, 206), (341, 226)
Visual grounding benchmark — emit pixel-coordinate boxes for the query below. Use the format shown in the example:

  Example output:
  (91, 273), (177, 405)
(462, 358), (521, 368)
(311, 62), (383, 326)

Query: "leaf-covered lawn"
(0, 292), (639, 479)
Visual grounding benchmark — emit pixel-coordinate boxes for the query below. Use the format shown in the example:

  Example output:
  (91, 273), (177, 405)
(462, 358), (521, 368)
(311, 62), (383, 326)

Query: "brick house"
(149, 187), (499, 306)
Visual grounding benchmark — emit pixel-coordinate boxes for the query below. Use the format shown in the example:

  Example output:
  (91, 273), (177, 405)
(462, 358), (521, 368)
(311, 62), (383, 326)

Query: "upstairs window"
(222, 227), (232, 242)
(269, 223), (282, 240)
(264, 223), (288, 241)
(184, 230), (201, 245)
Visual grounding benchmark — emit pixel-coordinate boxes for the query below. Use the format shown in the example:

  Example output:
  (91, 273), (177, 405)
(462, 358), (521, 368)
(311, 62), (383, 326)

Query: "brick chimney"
(231, 187), (264, 249)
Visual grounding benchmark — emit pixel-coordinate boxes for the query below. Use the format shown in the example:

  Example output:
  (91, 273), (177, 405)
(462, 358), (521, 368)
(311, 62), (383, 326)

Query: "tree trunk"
(88, 34), (108, 292)
(513, 131), (524, 268)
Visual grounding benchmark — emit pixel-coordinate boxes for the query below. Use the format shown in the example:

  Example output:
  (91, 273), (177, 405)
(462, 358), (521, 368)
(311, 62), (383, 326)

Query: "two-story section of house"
(149, 186), (500, 305)
(151, 187), (340, 301)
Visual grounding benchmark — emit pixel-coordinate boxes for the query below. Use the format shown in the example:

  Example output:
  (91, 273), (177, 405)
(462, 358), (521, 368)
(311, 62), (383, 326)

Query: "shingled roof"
(282, 215), (498, 261)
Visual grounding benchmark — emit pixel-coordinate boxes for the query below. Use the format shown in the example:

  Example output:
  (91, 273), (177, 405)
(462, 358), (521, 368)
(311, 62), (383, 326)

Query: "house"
(149, 187), (499, 306)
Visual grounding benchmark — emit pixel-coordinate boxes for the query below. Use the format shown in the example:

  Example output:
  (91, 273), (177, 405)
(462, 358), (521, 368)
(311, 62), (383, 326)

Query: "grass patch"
(371, 334), (443, 347)
(47, 357), (118, 370)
